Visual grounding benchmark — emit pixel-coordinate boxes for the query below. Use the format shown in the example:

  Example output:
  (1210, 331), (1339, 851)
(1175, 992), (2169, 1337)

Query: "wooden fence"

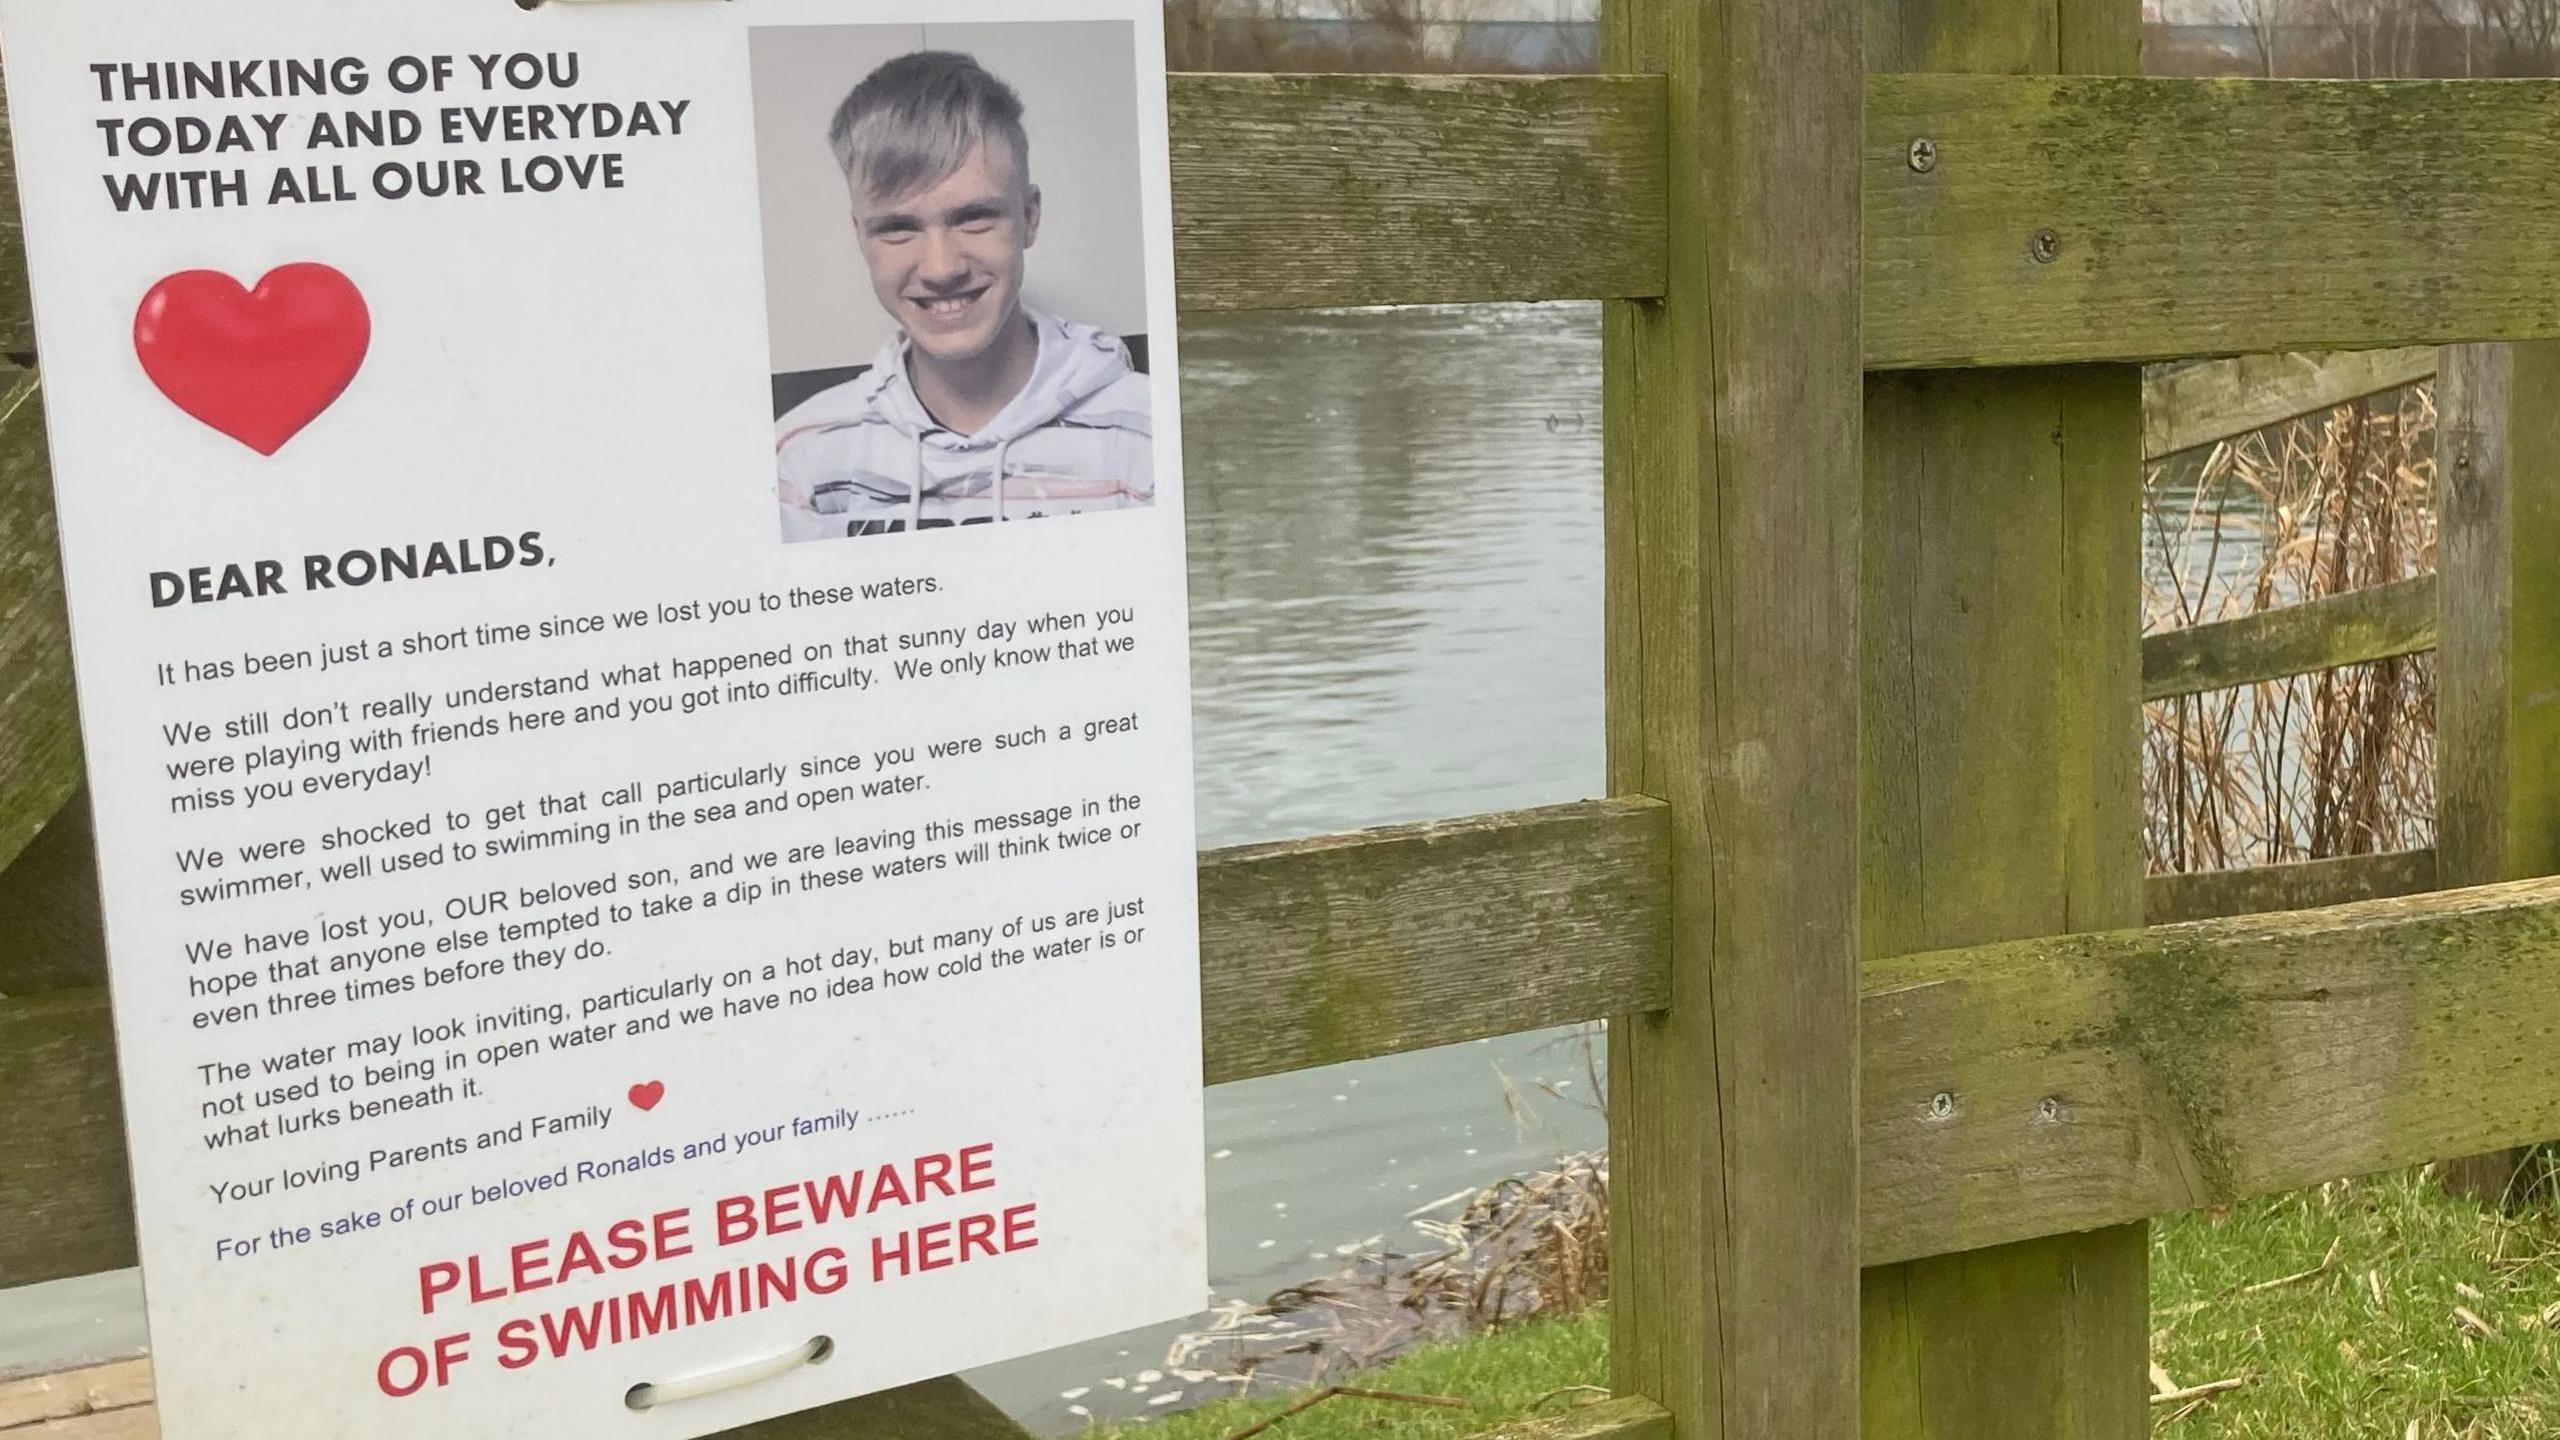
(2138, 346), (2447, 926)
(10, 0), (2560, 1436)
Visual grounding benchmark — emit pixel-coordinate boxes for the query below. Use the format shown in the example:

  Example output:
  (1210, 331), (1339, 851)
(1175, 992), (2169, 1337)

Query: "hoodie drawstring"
(909, 436), (1013, 530)
(909, 432), (926, 535)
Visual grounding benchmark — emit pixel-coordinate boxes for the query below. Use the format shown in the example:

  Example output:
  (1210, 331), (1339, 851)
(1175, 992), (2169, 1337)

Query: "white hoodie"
(775, 308), (1153, 542)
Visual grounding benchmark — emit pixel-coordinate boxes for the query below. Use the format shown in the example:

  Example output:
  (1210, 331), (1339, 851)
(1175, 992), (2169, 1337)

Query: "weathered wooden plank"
(2143, 347), (2437, 461)
(1857, 366), (2151, 1439)
(2437, 346), (2560, 897)
(0, 987), (128, 1289)
(1199, 799), (1670, 1085)
(0, 1359), (151, 1431)
(1856, 7), (2151, 1439)
(0, 1399), (153, 1439)
(0, 1358), (1030, 1440)
(1861, 874), (2560, 1266)
(1868, 76), (2560, 368)
(0, 789), (102, 995)
(1603, 0), (1866, 1435)
(0, 87), (22, 356)
(1861, 370), (2147, 966)
(0, 801), (1670, 1287)
(1169, 73), (1667, 313)
(2434, 342), (2560, 1200)
(0, 369), (76, 881)
(1469, 1397), (1676, 1440)
(2144, 847), (2437, 926)
(0, 797), (1672, 1071)
(2141, 574), (2439, 701)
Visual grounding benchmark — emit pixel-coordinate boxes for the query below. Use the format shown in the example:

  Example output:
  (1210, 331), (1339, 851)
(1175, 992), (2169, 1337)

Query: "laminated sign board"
(0, 1), (1205, 1434)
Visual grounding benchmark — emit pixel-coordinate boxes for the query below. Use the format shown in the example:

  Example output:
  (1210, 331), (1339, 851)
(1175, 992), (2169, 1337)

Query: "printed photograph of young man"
(767, 47), (1154, 541)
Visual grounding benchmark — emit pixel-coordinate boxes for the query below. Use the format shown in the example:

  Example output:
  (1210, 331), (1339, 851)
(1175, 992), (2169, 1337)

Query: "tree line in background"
(1163, 0), (1592, 72)
(1161, 0), (2560, 76)
(2181, 0), (2560, 78)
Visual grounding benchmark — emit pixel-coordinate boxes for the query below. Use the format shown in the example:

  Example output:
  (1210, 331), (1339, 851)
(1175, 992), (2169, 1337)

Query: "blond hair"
(828, 50), (1030, 207)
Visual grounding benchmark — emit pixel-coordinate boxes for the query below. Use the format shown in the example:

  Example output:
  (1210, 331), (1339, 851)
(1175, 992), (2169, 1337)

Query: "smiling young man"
(776, 50), (1154, 541)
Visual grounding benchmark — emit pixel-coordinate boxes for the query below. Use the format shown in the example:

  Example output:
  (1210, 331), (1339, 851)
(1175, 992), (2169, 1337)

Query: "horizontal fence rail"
(2144, 347), (2438, 461)
(2144, 847), (2439, 926)
(0, 800), (1671, 1289)
(21, 807), (2560, 1285)
(1167, 73), (1670, 312)
(1863, 874), (2560, 1266)
(0, 1359), (151, 1436)
(0, 76), (2555, 354)
(1867, 76), (2560, 367)
(1197, 799), (1671, 1083)
(2142, 573), (2439, 701)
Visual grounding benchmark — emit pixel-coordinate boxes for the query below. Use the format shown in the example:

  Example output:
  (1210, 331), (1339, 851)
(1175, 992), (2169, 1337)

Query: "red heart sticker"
(133, 263), (371, 456)
(628, 1081), (666, 1112)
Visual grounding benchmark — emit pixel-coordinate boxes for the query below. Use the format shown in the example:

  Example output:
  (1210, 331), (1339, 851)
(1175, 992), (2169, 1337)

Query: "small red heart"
(627, 1081), (665, 1112)
(133, 263), (371, 456)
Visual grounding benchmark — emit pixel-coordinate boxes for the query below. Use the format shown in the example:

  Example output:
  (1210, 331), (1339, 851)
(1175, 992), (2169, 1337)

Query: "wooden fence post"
(2435, 341), (2560, 1202)
(0, 366), (79, 873)
(1855, 2), (2151, 1437)
(1602, 0), (1865, 1435)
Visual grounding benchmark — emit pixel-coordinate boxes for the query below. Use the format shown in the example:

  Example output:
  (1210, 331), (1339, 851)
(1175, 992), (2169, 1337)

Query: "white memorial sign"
(0, 1), (1204, 1434)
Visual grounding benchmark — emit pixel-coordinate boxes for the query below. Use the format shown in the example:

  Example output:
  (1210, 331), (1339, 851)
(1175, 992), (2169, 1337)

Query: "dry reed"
(2142, 380), (2439, 873)
(1158, 1152), (1609, 1399)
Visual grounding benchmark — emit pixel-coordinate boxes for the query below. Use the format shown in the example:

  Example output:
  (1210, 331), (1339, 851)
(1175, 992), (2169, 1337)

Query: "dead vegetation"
(2142, 381), (2439, 873)
(1163, 1151), (1608, 1397)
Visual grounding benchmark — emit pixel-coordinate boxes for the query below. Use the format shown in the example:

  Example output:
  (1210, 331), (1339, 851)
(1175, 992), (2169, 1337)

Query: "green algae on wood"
(1601, 0), (1870, 1433)
(1862, 875), (2560, 1267)
(1867, 77), (2560, 367)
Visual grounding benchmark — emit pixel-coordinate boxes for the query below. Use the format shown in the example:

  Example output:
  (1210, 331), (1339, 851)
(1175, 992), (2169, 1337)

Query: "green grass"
(2149, 1171), (2558, 1438)
(1094, 1171), (2557, 1439)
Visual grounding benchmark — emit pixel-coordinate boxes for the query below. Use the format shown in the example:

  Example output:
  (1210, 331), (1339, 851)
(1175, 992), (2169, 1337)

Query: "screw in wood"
(2029, 228), (2063, 264)
(1929, 1092), (1955, 1120)
(1906, 137), (1938, 173)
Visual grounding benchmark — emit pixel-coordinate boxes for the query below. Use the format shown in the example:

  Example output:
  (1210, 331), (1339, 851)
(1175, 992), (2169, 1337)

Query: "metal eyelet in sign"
(625, 1335), (835, 1412)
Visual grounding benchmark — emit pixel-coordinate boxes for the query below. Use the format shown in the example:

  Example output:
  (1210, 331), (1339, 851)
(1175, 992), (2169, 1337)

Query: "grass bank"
(1096, 1169), (2558, 1440)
